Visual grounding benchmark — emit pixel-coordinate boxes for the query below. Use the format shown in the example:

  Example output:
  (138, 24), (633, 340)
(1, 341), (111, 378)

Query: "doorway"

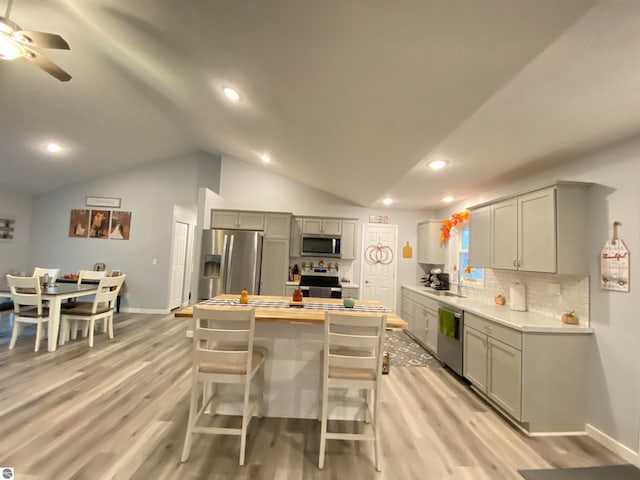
(360, 223), (398, 310)
(170, 221), (189, 310)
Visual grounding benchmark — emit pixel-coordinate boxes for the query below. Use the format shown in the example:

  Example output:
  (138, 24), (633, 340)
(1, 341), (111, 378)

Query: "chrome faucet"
(456, 270), (462, 296)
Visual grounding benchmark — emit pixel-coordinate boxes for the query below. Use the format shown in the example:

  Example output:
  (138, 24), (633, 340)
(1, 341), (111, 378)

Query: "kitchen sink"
(423, 289), (465, 298)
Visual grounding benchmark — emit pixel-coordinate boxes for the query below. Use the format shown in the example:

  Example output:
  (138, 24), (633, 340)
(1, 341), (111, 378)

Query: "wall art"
(68, 209), (90, 237)
(89, 210), (111, 239)
(110, 211), (132, 240)
(0, 216), (15, 241)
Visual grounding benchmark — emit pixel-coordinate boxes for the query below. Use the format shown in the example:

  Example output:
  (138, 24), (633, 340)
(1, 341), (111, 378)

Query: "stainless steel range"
(299, 270), (342, 298)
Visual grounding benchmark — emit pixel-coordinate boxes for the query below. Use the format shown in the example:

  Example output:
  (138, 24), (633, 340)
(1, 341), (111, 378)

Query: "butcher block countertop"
(174, 294), (408, 329)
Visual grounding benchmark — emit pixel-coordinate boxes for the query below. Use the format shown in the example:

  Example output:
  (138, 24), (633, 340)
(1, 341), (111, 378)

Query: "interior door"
(170, 221), (189, 310)
(360, 223), (397, 310)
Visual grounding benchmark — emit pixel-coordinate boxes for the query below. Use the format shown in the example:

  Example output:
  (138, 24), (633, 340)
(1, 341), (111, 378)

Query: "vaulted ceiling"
(2, 0), (638, 209)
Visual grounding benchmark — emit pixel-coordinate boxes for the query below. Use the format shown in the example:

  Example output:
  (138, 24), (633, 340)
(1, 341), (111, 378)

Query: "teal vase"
(343, 296), (355, 308)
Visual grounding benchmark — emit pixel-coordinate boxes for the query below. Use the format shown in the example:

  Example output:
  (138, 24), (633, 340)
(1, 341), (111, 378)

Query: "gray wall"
(0, 189), (32, 276)
(438, 135), (640, 455)
(28, 151), (221, 312)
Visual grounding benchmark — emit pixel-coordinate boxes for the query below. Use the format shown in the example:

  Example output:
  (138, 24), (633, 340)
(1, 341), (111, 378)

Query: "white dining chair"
(181, 306), (266, 466)
(63, 269), (107, 340)
(318, 311), (387, 471)
(32, 267), (61, 283)
(6, 275), (49, 352)
(59, 275), (125, 347)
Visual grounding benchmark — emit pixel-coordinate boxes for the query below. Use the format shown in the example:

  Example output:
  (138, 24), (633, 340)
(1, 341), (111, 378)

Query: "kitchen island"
(176, 295), (406, 419)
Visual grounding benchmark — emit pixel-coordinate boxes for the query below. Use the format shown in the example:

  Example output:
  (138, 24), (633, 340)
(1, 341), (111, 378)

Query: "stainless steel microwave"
(301, 235), (341, 257)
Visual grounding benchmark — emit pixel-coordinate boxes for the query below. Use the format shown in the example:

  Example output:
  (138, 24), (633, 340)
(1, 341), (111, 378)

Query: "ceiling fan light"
(0, 20), (13, 35)
(0, 35), (23, 60)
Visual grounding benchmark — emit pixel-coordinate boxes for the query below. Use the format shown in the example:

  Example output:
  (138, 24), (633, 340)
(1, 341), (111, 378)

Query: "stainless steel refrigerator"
(198, 229), (263, 300)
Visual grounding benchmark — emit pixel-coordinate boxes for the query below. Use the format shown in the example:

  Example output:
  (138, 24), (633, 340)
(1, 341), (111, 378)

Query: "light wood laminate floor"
(0, 312), (624, 479)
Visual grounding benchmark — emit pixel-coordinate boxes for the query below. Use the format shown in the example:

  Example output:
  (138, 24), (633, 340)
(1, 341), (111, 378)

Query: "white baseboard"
(586, 423), (639, 467)
(119, 307), (170, 314)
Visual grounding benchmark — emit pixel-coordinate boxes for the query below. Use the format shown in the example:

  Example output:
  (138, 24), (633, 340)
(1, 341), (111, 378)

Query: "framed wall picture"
(89, 210), (111, 238)
(0, 216), (15, 241)
(68, 209), (90, 238)
(110, 211), (132, 240)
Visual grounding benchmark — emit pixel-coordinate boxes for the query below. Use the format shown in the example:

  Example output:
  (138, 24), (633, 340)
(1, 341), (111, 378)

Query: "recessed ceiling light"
(223, 86), (241, 101)
(428, 159), (448, 170)
(383, 198), (393, 206)
(442, 196), (454, 203)
(46, 142), (61, 153)
(260, 153), (271, 163)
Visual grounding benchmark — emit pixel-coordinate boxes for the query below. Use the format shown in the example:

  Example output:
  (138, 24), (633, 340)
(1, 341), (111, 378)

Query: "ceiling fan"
(0, 0), (71, 81)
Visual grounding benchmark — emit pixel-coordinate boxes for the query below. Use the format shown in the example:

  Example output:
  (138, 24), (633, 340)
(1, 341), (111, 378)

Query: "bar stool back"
(319, 311), (387, 471)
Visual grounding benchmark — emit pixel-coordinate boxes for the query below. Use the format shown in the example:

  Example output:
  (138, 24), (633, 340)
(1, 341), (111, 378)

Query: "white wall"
(437, 135), (640, 456)
(220, 156), (433, 310)
(28, 151), (221, 312)
(0, 189), (32, 276)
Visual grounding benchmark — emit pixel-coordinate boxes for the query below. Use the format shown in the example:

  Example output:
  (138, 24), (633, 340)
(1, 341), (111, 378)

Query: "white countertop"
(402, 284), (593, 334)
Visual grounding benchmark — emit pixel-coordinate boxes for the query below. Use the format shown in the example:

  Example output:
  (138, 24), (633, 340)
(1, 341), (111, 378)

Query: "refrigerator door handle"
(220, 233), (229, 294)
(225, 234), (235, 293)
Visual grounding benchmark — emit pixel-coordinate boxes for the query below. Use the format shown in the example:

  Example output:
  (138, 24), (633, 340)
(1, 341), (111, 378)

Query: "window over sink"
(447, 225), (484, 287)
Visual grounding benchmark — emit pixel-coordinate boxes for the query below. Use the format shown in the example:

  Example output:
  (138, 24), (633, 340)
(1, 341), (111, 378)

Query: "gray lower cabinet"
(401, 287), (437, 355)
(463, 311), (590, 434)
(285, 285), (297, 297)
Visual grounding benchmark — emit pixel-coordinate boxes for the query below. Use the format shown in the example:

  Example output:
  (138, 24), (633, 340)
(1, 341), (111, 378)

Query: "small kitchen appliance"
(429, 272), (450, 290)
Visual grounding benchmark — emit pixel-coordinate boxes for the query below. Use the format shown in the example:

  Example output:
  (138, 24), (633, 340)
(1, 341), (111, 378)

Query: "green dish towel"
(439, 308), (457, 338)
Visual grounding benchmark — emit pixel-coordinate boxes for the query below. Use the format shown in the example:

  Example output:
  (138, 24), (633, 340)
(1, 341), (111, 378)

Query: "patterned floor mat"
(384, 330), (441, 367)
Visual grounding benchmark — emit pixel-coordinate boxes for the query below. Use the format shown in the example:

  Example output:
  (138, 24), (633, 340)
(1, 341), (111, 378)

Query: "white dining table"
(0, 282), (99, 352)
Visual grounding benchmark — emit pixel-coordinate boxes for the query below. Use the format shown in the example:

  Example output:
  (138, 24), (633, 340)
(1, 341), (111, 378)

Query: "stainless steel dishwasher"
(437, 304), (464, 376)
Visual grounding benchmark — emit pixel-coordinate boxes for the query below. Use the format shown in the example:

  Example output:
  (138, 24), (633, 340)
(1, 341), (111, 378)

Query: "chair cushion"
(328, 366), (377, 381)
(16, 306), (49, 318)
(199, 348), (265, 375)
(62, 304), (112, 316)
(61, 301), (92, 310)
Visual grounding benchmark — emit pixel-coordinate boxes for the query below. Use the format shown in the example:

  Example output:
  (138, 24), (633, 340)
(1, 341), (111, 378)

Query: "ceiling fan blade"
(15, 30), (70, 50)
(22, 46), (71, 82)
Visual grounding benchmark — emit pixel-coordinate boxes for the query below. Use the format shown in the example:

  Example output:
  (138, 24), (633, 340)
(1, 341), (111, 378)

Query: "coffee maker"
(429, 271), (449, 290)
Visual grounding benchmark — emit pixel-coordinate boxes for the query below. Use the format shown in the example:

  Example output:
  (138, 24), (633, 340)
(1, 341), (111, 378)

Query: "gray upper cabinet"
(290, 217), (303, 256)
(340, 220), (357, 260)
(417, 220), (445, 264)
(472, 182), (589, 275)
(264, 213), (291, 238)
(211, 210), (265, 231)
(302, 217), (341, 235)
(468, 205), (491, 268)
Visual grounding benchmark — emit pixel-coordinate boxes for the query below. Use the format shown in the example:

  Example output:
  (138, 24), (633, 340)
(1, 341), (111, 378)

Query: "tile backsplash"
(290, 258), (354, 283)
(460, 269), (590, 325)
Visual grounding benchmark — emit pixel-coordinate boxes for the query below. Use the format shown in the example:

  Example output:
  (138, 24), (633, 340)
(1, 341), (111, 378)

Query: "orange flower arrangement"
(440, 210), (469, 242)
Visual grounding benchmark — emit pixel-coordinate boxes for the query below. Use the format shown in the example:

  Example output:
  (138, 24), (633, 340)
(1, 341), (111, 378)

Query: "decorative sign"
(365, 243), (394, 265)
(86, 196), (121, 208)
(0, 216), (15, 241)
(369, 215), (390, 224)
(601, 221), (629, 292)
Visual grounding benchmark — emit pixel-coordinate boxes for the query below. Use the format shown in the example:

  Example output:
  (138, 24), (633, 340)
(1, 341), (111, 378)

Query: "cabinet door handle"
(517, 258), (521, 267)
(512, 258), (517, 267)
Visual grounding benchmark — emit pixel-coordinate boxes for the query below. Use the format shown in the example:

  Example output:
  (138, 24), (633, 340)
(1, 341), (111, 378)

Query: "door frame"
(359, 223), (398, 311)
